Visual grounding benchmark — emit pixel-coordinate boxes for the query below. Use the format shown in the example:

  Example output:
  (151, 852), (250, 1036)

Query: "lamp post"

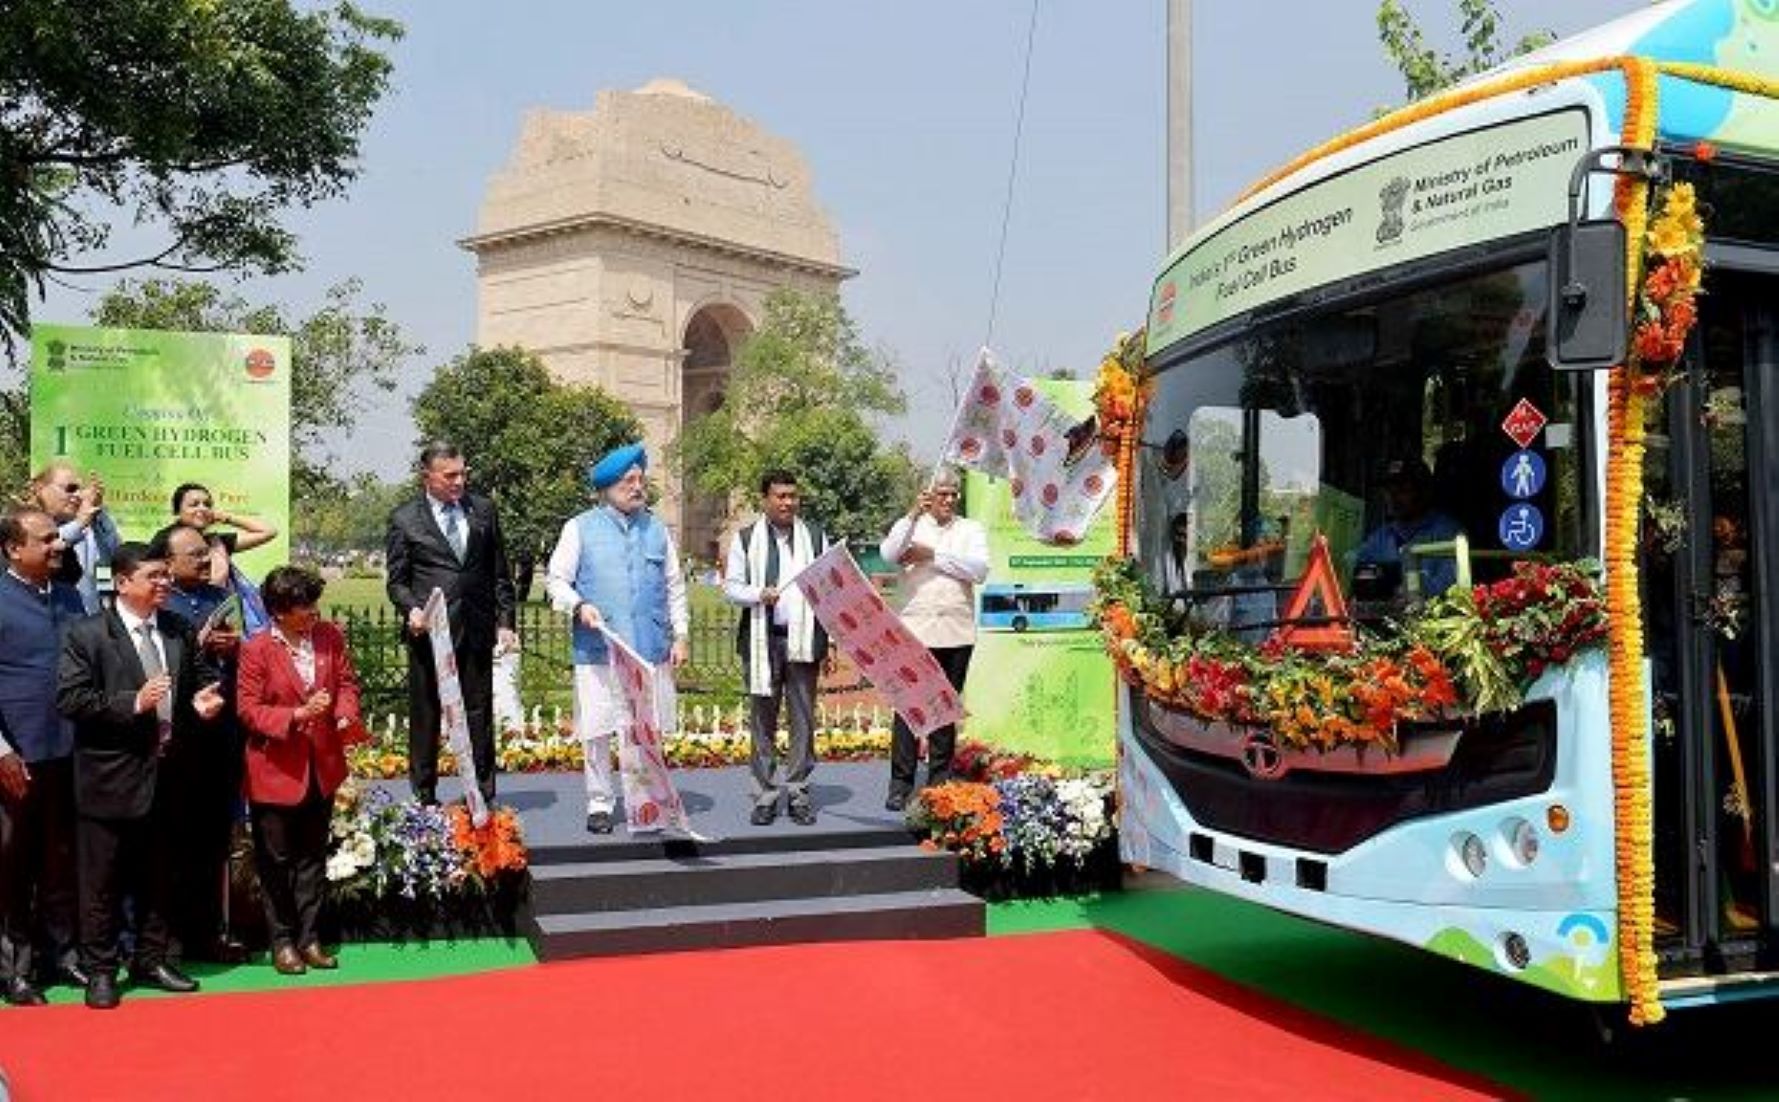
(1166, 0), (1194, 251)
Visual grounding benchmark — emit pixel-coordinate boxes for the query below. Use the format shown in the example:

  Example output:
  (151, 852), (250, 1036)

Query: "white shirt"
(273, 626), (317, 690)
(722, 521), (814, 627)
(879, 513), (990, 648)
(114, 601), (168, 673)
(428, 493), (467, 546)
(543, 509), (690, 643)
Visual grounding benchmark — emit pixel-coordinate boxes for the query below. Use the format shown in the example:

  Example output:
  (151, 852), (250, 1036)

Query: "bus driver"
(1354, 457), (1463, 599)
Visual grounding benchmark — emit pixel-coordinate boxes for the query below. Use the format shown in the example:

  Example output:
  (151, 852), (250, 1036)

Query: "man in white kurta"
(544, 444), (688, 834)
(877, 468), (990, 810)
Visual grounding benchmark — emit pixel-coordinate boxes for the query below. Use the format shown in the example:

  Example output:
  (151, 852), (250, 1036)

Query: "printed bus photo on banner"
(791, 543), (964, 738)
(599, 627), (694, 836)
(941, 351), (1116, 545)
(424, 588), (489, 827)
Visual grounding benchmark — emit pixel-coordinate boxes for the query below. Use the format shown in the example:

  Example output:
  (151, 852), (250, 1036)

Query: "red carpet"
(0, 930), (1509, 1101)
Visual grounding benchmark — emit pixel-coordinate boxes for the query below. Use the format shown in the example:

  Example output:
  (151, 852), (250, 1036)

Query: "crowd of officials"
(2, 439), (990, 1010)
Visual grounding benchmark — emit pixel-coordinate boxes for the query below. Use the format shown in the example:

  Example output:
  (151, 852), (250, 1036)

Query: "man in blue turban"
(543, 443), (689, 833)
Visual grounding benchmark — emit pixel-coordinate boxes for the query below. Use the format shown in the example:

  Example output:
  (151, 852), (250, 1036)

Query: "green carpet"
(23, 937), (536, 1006)
(989, 888), (1779, 1101)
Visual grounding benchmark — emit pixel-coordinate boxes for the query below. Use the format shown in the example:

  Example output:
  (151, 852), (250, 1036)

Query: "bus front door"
(1649, 268), (1778, 977)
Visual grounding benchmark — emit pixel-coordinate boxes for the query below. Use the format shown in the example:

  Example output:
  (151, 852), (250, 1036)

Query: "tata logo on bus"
(244, 347), (279, 380)
(1156, 280), (1178, 325)
(1376, 176), (1410, 245)
(1240, 733), (1289, 781)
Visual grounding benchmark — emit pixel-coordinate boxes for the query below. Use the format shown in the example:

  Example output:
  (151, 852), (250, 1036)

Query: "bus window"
(1141, 260), (1590, 621)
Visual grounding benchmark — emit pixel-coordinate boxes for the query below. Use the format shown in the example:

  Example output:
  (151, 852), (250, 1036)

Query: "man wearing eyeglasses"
(877, 468), (989, 811)
(57, 542), (226, 1009)
(26, 462), (119, 614)
(150, 523), (248, 965)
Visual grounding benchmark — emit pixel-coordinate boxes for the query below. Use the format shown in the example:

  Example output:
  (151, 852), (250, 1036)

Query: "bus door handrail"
(1401, 533), (1472, 599)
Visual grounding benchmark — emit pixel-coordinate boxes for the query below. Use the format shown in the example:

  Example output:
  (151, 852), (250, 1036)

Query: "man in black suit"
(385, 442), (516, 805)
(57, 542), (225, 1009)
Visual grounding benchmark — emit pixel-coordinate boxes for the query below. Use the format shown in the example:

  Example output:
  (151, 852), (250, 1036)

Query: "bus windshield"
(1138, 258), (1591, 631)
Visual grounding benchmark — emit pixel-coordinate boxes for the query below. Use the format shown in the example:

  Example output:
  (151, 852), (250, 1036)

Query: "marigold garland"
(1605, 56), (1664, 1027)
(1093, 330), (1149, 557)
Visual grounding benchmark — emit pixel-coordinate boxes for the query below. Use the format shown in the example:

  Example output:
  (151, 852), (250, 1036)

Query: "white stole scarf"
(746, 516), (818, 696)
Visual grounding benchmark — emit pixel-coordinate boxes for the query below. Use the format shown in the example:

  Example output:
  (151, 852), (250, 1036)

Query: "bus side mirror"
(1546, 220), (1628, 371)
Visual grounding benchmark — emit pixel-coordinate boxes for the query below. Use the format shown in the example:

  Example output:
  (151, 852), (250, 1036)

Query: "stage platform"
(381, 763), (984, 959)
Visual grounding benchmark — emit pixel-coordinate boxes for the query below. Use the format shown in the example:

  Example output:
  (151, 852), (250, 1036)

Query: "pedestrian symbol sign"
(1501, 450), (1546, 499)
(1500, 399), (1548, 449)
(1498, 504), (1544, 551)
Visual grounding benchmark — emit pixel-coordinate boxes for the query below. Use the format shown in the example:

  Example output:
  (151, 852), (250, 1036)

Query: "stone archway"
(680, 301), (752, 568)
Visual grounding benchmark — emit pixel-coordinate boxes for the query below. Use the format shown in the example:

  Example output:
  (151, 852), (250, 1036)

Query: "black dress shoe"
(131, 962), (199, 993)
(884, 792), (909, 812)
(585, 810), (614, 834)
(750, 802), (779, 826)
(85, 973), (121, 1010)
(202, 936), (250, 965)
(789, 799), (816, 826)
(3, 976), (47, 1006)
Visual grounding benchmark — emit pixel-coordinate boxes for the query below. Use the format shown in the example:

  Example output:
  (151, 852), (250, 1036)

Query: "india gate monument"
(462, 78), (853, 564)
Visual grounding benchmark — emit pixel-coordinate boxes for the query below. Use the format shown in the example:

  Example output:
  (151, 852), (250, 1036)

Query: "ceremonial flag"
(789, 543), (963, 738)
(229, 563), (271, 639)
(940, 351), (1117, 544)
(423, 588), (488, 827)
(599, 627), (692, 835)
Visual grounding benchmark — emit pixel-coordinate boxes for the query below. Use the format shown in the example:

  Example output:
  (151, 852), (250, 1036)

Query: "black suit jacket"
(385, 492), (516, 652)
(56, 608), (211, 820)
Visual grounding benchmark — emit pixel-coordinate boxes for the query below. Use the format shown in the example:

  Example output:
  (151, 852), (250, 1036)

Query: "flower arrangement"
(1626, 180), (1704, 393)
(950, 739), (1048, 782)
(908, 782), (1006, 864)
(908, 772), (1117, 899)
(1091, 556), (1607, 753)
(325, 778), (528, 908)
(1094, 330), (1150, 556)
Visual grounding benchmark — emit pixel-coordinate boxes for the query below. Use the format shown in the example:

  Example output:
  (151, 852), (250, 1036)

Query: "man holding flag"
(877, 469), (988, 810)
(544, 444), (689, 834)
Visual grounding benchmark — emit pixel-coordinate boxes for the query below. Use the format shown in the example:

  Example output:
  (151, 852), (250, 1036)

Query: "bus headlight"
(1504, 818), (1540, 866)
(1452, 832), (1488, 879)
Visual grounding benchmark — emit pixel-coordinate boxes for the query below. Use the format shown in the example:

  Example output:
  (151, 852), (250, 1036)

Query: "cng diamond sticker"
(1500, 399), (1548, 449)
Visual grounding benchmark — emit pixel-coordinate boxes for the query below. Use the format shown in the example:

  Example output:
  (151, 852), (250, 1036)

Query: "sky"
(31, 0), (1642, 481)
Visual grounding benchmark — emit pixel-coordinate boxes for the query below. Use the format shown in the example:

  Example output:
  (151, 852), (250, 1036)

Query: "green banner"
(29, 324), (292, 573)
(962, 379), (1115, 768)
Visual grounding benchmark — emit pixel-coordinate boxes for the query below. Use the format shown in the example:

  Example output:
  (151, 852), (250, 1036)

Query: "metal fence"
(335, 603), (746, 719)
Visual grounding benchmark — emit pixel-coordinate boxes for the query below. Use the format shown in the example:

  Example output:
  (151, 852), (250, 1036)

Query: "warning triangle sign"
(1272, 534), (1355, 652)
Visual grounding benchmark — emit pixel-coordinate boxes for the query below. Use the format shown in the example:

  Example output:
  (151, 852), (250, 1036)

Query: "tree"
(91, 276), (420, 505)
(411, 346), (641, 594)
(1, 0), (401, 345)
(1376, 0), (1553, 103)
(295, 471), (408, 554)
(0, 385), (28, 492)
(678, 289), (911, 543)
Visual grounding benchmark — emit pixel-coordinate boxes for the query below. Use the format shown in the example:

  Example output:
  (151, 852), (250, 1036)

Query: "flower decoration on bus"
(1627, 181), (1705, 394)
(1089, 556), (1606, 755)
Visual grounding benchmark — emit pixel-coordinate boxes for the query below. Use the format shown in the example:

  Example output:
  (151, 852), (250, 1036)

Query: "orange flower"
(1693, 140), (1718, 163)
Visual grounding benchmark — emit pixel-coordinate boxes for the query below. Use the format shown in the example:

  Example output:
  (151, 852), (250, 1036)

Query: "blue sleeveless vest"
(570, 507), (672, 666)
(0, 574), (87, 760)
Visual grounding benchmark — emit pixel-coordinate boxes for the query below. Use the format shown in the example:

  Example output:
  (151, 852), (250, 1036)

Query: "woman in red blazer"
(235, 565), (366, 975)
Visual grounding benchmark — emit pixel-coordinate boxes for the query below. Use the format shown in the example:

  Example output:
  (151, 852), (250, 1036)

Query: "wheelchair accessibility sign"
(1501, 450), (1545, 499)
(1499, 503), (1544, 551)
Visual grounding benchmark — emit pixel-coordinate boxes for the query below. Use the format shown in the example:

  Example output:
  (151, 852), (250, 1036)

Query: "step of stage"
(530, 845), (961, 913)
(526, 822), (918, 867)
(527, 888), (985, 961)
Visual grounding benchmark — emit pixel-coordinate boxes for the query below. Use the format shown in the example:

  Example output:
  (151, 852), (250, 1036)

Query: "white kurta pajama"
(544, 515), (689, 814)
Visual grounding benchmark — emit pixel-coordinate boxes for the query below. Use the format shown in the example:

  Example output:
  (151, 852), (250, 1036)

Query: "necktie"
(443, 504), (467, 562)
(136, 621), (173, 738)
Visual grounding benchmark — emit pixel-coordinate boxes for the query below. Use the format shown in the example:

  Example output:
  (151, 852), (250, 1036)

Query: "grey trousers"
(748, 634), (819, 808)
